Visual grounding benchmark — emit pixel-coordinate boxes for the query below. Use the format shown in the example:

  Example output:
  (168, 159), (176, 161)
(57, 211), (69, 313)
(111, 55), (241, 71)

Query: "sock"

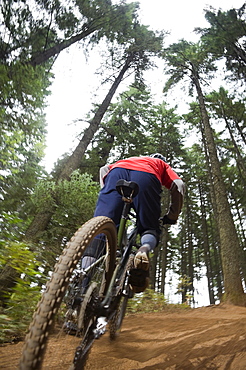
(81, 256), (96, 270)
(80, 256), (97, 293)
(140, 234), (157, 252)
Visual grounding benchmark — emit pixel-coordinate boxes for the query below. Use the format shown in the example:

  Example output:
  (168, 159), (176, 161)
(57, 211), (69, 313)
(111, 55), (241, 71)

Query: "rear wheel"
(19, 216), (117, 370)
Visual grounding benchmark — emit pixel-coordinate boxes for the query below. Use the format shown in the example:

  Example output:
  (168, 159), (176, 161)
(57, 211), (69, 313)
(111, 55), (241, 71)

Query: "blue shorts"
(94, 167), (162, 236)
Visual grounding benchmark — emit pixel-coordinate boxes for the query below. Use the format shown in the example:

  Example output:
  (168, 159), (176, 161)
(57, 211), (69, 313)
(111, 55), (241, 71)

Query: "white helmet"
(149, 153), (166, 162)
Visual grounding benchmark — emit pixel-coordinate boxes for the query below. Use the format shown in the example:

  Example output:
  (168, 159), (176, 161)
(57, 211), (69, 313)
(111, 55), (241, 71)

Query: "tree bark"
(30, 21), (98, 66)
(160, 189), (170, 295)
(58, 54), (134, 180)
(187, 202), (194, 304)
(198, 182), (215, 305)
(0, 265), (19, 304)
(159, 231), (168, 295)
(150, 246), (159, 290)
(25, 211), (54, 241)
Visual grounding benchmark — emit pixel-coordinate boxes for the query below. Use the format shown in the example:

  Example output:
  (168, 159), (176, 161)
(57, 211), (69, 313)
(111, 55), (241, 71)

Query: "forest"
(0, 0), (245, 342)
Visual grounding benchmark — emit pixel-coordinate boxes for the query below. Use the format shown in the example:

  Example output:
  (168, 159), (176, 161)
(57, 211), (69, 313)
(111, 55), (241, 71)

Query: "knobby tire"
(19, 216), (117, 370)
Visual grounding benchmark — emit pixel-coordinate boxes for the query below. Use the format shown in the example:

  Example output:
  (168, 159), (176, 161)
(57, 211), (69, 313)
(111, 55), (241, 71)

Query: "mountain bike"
(19, 179), (146, 369)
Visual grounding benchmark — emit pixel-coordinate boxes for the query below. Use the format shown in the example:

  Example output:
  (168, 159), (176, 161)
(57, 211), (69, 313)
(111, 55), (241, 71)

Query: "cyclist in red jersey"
(82, 154), (185, 291)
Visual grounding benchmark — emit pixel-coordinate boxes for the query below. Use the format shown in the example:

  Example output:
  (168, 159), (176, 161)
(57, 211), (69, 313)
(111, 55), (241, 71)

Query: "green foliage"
(31, 179), (57, 213)
(80, 1), (140, 44)
(177, 275), (192, 293)
(29, 171), (99, 266)
(32, 170), (99, 225)
(100, 82), (154, 159)
(196, 5), (246, 82)
(53, 171), (99, 231)
(1, 0), (140, 65)
(0, 242), (43, 343)
(86, 83), (184, 166)
(0, 284), (41, 343)
(0, 60), (49, 226)
(127, 289), (190, 314)
(0, 0), (142, 239)
(0, 212), (28, 242)
(163, 40), (217, 95)
(147, 102), (184, 166)
(0, 242), (41, 278)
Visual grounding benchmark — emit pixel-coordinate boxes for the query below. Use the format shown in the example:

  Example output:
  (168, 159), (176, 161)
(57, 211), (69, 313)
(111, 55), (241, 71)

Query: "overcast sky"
(43, 0), (244, 172)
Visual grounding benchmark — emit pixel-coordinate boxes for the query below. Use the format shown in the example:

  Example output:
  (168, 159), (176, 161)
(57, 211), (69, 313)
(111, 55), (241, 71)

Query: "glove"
(161, 215), (177, 225)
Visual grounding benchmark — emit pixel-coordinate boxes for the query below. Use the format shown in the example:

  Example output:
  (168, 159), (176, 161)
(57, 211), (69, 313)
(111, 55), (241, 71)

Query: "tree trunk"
(25, 211), (54, 241)
(180, 216), (188, 303)
(187, 208), (194, 304)
(150, 246), (159, 290)
(160, 188), (170, 295)
(198, 182), (215, 305)
(30, 22), (98, 66)
(58, 55), (133, 181)
(233, 117), (246, 146)
(192, 66), (245, 305)
(0, 265), (19, 304)
(160, 230), (168, 295)
(232, 43), (246, 64)
(199, 117), (224, 300)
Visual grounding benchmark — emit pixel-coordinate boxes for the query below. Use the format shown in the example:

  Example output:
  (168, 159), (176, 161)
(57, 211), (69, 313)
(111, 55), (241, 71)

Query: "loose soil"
(1, 303), (246, 369)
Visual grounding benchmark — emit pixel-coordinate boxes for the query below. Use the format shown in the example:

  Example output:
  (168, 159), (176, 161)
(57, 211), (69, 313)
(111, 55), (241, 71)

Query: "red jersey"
(109, 156), (180, 189)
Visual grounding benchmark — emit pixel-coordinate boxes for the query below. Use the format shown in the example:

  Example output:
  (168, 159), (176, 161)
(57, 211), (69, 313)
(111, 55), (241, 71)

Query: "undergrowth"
(126, 288), (191, 314)
(0, 242), (43, 344)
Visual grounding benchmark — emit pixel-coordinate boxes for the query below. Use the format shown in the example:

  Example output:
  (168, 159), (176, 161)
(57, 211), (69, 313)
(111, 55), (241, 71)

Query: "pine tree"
(163, 40), (245, 305)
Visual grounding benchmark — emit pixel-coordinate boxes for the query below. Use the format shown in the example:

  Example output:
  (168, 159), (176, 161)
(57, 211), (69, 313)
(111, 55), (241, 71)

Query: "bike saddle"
(116, 179), (139, 199)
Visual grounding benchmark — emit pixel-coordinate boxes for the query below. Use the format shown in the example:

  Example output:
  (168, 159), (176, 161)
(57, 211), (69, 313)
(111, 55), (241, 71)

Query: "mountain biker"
(82, 154), (185, 291)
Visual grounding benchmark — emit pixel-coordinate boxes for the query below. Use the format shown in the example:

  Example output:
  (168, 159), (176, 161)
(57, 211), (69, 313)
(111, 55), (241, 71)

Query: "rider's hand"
(161, 215), (177, 225)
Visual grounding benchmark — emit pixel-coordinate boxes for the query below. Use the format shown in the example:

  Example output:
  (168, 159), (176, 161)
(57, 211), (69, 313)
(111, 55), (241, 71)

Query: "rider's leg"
(131, 171), (162, 235)
(130, 171), (162, 270)
(94, 167), (131, 222)
(80, 167), (131, 287)
(141, 232), (158, 251)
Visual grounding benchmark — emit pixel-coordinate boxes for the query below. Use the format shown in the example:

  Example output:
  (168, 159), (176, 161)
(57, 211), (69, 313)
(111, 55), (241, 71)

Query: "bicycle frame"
(101, 221), (138, 309)
(95, 181), (139, 327)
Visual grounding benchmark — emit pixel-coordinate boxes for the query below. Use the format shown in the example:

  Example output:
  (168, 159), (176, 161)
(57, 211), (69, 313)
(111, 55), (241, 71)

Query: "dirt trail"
(1, 304), (246, 369)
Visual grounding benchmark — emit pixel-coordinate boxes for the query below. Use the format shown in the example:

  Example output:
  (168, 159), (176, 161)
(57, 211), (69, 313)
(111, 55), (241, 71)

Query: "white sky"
(43, 0), (244, 172)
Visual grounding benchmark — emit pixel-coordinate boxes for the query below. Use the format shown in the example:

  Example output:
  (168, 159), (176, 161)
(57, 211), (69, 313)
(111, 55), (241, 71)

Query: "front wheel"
(19, 216), (117, 370)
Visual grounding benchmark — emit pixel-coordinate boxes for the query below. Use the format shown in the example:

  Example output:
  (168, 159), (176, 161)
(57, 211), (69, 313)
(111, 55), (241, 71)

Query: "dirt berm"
(1, 303), (246, 369)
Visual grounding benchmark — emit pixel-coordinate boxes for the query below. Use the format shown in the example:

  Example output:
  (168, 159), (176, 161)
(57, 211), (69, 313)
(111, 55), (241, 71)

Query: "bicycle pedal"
(116, 250), (121, 258)
(94, 317), (107, 338)
(122, 289), (128, 296)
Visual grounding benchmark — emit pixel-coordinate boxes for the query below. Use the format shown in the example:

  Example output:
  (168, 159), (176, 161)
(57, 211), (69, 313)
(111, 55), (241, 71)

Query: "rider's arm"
(166, 179), (185, 221)
(161, 162), (185, 222)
